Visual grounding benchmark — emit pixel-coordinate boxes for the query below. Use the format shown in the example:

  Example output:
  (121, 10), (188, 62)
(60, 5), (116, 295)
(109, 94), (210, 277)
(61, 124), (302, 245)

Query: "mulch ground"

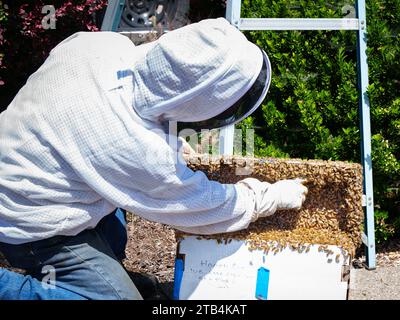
(123, 214), (177, 283)
(353, 238), (400, 268)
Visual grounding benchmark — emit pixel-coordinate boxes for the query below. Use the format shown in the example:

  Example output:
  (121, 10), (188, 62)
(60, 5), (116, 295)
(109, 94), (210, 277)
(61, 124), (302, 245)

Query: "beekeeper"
(0, 18), (307, 300)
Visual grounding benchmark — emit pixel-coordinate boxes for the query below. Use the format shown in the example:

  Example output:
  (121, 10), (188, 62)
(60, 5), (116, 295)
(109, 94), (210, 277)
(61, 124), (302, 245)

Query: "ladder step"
(362, 194), (366, 206)
(362, 232), (368, 246)
(239, 18), (359, 31)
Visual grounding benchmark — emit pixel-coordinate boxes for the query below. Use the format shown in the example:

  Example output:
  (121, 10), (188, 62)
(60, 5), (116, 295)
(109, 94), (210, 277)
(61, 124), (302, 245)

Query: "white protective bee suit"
(0, 18), (307, 245)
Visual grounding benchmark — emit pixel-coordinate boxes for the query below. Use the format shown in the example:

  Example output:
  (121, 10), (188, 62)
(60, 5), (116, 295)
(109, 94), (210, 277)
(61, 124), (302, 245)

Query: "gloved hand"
(269, 178), (308, 210)
(236, 177), (308, 222)
(178, 137), (197, 158)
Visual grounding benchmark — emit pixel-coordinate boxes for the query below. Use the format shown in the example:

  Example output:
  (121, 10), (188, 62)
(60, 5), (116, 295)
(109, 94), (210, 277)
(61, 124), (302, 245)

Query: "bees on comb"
(176, 155), (363, 259)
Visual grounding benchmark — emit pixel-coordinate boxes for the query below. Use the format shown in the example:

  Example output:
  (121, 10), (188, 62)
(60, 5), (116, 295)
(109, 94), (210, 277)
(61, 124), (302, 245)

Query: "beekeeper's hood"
(132, 18), (271, 132)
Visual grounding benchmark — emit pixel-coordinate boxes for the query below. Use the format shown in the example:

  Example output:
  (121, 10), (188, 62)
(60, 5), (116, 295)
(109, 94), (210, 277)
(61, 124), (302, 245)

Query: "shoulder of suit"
(49, 31), (135, 58)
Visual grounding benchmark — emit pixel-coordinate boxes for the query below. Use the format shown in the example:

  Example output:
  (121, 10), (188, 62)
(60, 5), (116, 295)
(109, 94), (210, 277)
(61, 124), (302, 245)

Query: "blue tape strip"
(117, 69), (133, 80)
(173, 258), (184, 300)
(255, 267), (270, 300)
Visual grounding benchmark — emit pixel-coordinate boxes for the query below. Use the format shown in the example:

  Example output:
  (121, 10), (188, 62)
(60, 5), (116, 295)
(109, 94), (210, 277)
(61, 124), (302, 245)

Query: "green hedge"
(237, 0), (400, 242)
(0, 1), (107, 110)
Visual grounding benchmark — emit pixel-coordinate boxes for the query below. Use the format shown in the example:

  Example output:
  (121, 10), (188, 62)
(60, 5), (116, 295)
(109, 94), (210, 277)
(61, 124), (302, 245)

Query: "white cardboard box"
(174, 236), (351, 300)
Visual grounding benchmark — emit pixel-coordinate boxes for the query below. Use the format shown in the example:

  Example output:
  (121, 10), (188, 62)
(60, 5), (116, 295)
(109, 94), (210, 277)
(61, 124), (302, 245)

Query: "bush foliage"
(0, 0), (107, 108)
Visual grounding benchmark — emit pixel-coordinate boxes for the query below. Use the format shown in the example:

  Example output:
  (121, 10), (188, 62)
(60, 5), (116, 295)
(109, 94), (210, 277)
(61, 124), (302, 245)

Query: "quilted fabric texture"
(0, 19), (269, 244)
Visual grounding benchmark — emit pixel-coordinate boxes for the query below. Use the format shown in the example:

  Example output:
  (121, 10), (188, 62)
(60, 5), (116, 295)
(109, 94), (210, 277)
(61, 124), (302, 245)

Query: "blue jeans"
(0, 209), (142, 300)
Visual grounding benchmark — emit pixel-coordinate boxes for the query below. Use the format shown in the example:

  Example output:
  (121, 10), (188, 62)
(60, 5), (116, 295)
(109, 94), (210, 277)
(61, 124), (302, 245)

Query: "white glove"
(269, 179), (308, 210)
(178, 137), (197, 158)
(236, 178), (308, 223)
(236, 178), (276, 222)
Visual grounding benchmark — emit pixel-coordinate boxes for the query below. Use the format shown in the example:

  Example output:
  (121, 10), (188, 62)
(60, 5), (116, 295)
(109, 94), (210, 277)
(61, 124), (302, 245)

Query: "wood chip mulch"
(123, 214), (177, 283)
(353, 239), (400, 268)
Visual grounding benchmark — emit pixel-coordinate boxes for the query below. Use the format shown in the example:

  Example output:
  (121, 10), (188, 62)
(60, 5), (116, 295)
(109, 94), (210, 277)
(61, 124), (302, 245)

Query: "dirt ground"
(1, 214), (400, 299)
(348, 239), (400, 300)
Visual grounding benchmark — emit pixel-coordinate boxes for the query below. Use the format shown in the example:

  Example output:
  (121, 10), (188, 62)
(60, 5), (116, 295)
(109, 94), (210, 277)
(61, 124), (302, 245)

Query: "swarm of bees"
(176, 155), (364, 257)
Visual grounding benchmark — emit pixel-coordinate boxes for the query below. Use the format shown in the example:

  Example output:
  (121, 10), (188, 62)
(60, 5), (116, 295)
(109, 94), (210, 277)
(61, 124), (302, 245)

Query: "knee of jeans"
(84, 281), (143, 300)
(116, 285), (143, 300)
(101, 273), (143, 300)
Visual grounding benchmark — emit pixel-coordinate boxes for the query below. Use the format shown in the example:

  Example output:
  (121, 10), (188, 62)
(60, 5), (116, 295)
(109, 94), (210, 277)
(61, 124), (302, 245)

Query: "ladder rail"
(101, 0), (124, 31)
